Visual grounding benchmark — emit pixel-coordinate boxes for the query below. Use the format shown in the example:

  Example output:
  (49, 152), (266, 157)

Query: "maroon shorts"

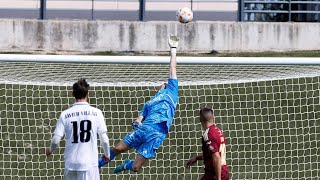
(200, 171), (229, 180)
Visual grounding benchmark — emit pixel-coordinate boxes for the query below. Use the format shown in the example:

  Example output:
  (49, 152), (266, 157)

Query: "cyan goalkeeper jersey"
(140, 78), (179, 134)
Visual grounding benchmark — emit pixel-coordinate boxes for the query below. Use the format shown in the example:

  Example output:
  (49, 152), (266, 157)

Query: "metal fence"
(0, 0), (319, 21)
(240, 0), (320, 22)
(0, 0), (238, 21)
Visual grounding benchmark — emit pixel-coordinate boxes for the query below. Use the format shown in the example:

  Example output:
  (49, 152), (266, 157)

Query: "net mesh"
(0, 62), (319, 179)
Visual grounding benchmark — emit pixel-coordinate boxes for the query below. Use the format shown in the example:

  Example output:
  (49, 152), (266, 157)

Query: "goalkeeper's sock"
(98, 157), (107, 168)
(98, 149), (117, 168)
(110, 149), (116, 161)
(124, 160), (134, 171)
(114, 158), (132, 174)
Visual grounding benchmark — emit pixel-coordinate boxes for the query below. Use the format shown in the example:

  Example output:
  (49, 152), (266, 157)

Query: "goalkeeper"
(98, 35), (180, 173)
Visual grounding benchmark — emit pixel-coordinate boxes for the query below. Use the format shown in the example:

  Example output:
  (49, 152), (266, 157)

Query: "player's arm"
(97, 111), (111, 161)
(186, 154), (203, 168)
(208, 132), (222, 180)
(132, 115), (144, 129)
(166, 35), (179, 102)
(132, 102), (148, 129)
(45, 134), (62, 156)
(168, 35), (179, 79)
(99, 133), (110, 162)
(46, 116), (64, 157)
(135, 115), (144, 123)
(133, 103), (147, 124)
(212, 152), (222, 180)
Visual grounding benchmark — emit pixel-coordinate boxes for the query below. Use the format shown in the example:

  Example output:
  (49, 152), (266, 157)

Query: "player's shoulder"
(169, 77), (178, 81)
(209, 124), (220, 131)
(168, 78), (178, 84)
(59, 106), (73, 119)
(87, 104), (100, 111)
(88, 105), (104, 115)
(208, 125), (223, 136)
(166, 78), (179, 94)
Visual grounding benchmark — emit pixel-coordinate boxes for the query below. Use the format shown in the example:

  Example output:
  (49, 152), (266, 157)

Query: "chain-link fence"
(0, 1), (319, 22)
(240, 0), (320, 22)
(0, 0), (238, 21)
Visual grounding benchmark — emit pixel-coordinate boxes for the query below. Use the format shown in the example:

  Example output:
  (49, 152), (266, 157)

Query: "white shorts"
(64, 166), (99, 180)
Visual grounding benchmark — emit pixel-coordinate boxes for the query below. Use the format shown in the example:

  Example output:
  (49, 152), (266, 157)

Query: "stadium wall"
(0, 19), (319, 52)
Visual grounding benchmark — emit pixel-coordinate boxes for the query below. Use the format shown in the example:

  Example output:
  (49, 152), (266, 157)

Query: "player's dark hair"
(73, 78), (89, 99)
(199, 107), (214, 122)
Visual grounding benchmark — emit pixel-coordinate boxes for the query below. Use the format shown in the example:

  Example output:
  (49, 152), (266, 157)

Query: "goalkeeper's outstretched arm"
(168, 35), (179, 79)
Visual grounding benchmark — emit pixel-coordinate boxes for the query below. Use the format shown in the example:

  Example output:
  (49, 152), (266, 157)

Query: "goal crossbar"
(0, 54), (320, 64)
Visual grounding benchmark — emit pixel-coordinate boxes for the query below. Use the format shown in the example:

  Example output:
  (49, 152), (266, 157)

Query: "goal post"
(0, 55), (319, 179)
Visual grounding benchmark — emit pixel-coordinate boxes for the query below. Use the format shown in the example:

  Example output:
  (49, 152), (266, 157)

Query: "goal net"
(0, 55), (319, 180)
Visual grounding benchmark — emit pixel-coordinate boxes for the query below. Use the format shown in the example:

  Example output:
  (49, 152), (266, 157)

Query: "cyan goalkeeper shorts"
(122, 125), (166, 159)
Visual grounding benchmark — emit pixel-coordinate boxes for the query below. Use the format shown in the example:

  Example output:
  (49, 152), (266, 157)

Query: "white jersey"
(54, 102), (107, 171)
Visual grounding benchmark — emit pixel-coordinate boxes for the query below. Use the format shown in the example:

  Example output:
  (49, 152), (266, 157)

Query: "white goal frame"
(0, 54), (320, 64)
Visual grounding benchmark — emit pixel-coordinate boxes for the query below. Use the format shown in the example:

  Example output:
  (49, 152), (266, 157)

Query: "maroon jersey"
(202, 124), (229, 180)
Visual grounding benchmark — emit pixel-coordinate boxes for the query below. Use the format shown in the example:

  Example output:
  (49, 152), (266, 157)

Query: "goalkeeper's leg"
(114, 132), (165, 173)
(114, 154), (147, 173)
(98, 141), (131, 168)
(99, 126), (148, 168)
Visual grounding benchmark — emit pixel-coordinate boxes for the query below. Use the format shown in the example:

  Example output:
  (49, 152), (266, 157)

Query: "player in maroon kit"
(186, 107), (229, 180)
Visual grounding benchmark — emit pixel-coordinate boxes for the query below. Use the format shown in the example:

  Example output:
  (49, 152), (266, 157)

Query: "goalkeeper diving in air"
(98, 35), (180, 173)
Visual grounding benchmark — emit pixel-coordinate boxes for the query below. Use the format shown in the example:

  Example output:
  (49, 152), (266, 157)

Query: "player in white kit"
(45, 79), (110, 180)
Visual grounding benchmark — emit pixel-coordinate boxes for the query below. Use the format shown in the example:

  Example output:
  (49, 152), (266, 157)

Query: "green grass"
(0, 64), (320, 179)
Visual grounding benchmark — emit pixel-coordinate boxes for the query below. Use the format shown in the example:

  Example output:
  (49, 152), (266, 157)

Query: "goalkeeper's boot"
(114, 158), (131, 174)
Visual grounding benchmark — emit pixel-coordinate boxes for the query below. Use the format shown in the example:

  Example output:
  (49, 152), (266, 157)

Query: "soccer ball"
(176, 7), (193, 23)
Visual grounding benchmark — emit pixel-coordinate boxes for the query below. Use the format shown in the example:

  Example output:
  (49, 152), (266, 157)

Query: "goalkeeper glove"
(132, 121), (142, 130)
(168, 34), (179, 55)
